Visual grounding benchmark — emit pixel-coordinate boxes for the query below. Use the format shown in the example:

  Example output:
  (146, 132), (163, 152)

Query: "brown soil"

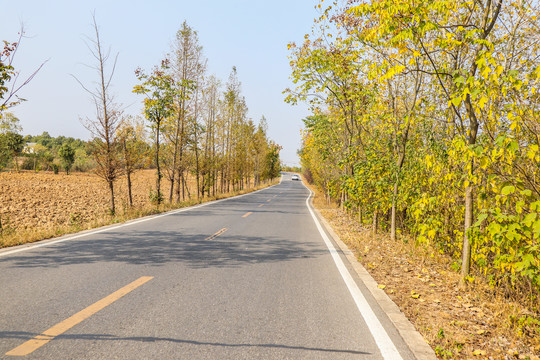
(308, 184), (540, 360)
(0, 170), (175, 231)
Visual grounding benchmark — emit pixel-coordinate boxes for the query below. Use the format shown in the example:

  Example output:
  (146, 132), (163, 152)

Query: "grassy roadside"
(304, 180), (540, 360)
(0, 180), (278, 249)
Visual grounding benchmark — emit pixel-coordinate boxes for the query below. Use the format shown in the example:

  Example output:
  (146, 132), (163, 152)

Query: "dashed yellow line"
(6, 276), (154, 356)
(242, 212), (253, 218)
(205, 227), (228, 240)
(258, 204), (264, 208)
(266, 199), (271, 202)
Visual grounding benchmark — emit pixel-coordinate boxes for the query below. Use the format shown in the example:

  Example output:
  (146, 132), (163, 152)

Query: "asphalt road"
(0, 173), (417, 359)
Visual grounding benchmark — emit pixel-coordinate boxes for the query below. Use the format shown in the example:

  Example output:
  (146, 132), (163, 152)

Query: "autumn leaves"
(289, 0), (540, 295)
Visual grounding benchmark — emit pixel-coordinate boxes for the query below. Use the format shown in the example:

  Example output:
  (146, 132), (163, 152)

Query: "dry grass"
(306, 181), (540, 360)
(0, 169), (276, 248)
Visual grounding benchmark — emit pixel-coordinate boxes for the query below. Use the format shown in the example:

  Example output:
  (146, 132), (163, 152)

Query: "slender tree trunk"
(458, 2), (498, 283)
(203, 116), (210, 198)
(195, 151), (200, 199)
(390, 181), (399, 239)
(122, 139), (134, 207)
(372, 210), (378, 235)
(460, 95), (479, 284)
(175, 121), (185, 203)
(169, 113), (182, 203)
(183, 170), (191, 200)
(194, 114), (200, 200)
(391, 150), (406, 241)
(461, 183), (474, 284)
(169, 97), (184, 203)
(226, 117), (232, 193)
(155, 123), (162, 205)
(99, 26), (115, 216)
(108, 180), (115, 215)
(181, 172), (187, 201)
(175, 170), (181, 202)
(167, 174), (173, 202)
(168, 173), (175, 203)
(127, 170), (133, 207)
(326, 189), (330, 205)
(220, 168), (223, 193)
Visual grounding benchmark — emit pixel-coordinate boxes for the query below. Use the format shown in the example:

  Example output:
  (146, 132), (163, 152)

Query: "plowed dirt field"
(0, 170), (182, 231)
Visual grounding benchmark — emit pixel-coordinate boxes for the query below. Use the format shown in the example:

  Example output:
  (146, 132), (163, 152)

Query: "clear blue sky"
(1, 0), (317, 166)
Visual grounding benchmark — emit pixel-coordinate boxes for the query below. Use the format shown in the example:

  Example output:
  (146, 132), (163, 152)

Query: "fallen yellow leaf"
(473, 349), (486, 356)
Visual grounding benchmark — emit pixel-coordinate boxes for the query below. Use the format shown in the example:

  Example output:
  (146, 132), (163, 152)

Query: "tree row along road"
(0, 174), (417, 359)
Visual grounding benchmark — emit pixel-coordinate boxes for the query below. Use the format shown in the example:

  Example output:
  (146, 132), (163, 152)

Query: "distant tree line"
(130, 21), (282, 208)
(281, 165), (301, 173)
(0, 113), (91, 173)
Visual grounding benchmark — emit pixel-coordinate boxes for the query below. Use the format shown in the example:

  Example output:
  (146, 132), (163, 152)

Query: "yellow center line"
(242, 212), (252, 218)
(205, 227), (228, 240)
(266, 199), (271, 202)
(258, 204), (264, 208)
(6, 276), (154, 357)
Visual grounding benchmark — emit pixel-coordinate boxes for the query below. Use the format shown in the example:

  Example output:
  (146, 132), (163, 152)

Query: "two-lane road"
(0, 174), (418, 359)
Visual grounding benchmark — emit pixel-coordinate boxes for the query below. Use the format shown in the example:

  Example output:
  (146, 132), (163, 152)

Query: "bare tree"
(1, 26), (47, 113)
(0, 26), (46, 232)
(73, 14), (122, 215)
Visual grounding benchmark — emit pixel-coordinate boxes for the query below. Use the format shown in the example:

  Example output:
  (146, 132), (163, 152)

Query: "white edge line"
(302, 183), (403, 360)
(0, 182), (280, 258)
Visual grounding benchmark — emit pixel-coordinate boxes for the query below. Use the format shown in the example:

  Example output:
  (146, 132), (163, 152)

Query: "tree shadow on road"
(1, 229), (327, 269)
(0, 331), (371, 357)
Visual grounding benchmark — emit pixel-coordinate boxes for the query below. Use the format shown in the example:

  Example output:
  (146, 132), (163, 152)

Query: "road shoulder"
(309, 200), (437, 360)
